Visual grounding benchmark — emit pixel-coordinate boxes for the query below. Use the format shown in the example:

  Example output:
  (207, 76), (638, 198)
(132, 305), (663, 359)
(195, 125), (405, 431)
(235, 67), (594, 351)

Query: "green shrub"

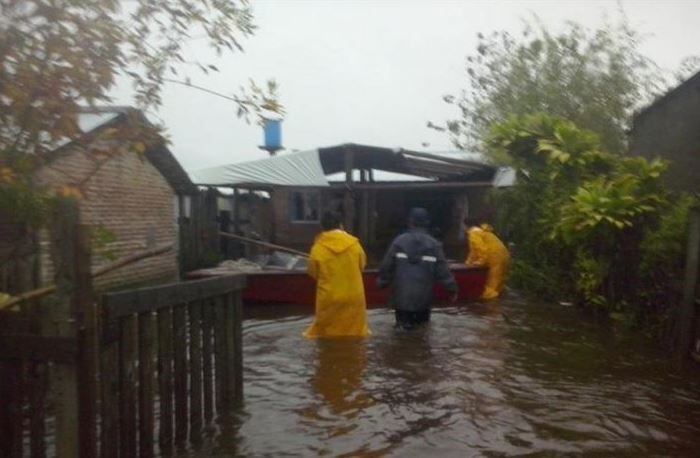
(637, 195), (699, 335)
(488, 114), (675, 320)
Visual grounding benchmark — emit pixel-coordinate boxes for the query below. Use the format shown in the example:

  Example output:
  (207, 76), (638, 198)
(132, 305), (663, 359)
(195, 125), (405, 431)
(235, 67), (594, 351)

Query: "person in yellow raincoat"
(464, 218), (510, 300)
(303, 211), (371, 338)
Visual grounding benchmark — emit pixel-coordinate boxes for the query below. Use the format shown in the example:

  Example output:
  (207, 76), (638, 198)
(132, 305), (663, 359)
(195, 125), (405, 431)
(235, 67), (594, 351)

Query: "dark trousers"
(395, 310), (431, 329)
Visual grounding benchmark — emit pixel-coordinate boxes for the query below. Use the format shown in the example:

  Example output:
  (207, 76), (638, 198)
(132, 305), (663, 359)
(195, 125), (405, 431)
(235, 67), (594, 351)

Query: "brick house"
(0, 107), (196, 293)
(629, 70), (700, 194)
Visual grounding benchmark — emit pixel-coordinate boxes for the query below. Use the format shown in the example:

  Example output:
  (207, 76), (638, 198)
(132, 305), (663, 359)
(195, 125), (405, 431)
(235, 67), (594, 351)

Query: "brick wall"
(35, 140), (179, 290)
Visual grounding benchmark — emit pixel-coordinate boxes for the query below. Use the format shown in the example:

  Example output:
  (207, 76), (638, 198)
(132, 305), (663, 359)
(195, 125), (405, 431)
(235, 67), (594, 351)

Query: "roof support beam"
(343, 147), (355, 231)
(334, 181), (494, 191)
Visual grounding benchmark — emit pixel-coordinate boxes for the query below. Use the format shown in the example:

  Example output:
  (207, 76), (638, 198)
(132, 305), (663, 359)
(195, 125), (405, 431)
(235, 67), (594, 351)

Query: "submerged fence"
(0, 201), (245, 457)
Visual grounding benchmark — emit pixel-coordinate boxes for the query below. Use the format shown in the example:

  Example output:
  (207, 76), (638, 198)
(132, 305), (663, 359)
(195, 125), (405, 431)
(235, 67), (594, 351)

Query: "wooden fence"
(0, 200), (246, 457)
(100, 275), (245, 457)
(178, 188), (220, 276)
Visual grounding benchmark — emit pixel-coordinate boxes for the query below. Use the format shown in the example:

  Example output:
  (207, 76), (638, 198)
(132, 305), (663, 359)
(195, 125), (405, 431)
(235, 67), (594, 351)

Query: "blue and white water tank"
(261, 118), (283, 156)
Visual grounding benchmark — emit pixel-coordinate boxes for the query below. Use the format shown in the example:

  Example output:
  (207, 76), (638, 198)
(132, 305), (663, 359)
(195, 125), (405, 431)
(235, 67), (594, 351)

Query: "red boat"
(191, 263), (487, 307)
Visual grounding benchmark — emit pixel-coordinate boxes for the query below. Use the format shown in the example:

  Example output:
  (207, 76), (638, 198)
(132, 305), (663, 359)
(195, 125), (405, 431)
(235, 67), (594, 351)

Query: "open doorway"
(369, 189), (459, 263)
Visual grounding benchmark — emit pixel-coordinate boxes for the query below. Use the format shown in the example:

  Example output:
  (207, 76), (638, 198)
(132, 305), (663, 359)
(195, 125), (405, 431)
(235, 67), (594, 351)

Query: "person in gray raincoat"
(377, 208), (458, 329)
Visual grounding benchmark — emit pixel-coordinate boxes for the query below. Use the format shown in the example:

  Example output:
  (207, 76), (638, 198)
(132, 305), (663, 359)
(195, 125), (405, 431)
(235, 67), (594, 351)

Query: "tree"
(488, 114), (681, 322)
(0, 0), (282, 225)
(433, 16), (664, 155)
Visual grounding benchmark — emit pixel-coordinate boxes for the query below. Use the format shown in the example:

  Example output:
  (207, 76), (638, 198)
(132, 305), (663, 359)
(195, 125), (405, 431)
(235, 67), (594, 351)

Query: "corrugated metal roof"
(191, 149), (329, 187)
(189, 144), (509, 188)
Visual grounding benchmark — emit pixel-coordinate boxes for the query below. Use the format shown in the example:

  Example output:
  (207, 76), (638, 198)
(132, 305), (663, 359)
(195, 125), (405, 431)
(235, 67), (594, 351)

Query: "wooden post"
(203, 188), (220, 265)
(343, 148), (354, 232)
(368, 189), (377, 247)
(75, 225), (98, 458)
(47, 198), (80, 458)
(233, 189), (242, 258)
(359, 189), (370, 247)
(678, 208), (700, 361)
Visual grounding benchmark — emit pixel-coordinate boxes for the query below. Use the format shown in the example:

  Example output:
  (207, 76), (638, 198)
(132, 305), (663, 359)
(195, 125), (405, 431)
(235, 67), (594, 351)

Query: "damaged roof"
(191, 143), (499, 188)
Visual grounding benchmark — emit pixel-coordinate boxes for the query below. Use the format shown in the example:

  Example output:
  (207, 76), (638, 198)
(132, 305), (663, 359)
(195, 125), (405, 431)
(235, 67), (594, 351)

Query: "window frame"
(289, 190), (321, 224)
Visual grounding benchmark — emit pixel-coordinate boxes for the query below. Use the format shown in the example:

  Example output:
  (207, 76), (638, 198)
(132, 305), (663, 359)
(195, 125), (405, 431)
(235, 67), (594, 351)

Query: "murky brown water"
(186, 296), (700, 457)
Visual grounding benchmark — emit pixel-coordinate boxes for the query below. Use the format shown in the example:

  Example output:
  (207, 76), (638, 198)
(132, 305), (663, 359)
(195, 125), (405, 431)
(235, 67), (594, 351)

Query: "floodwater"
(188, 296), (700, 457)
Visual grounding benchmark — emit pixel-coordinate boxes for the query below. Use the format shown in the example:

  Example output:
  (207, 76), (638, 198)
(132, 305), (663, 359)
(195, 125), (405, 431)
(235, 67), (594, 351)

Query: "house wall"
(271, 188), (322, 252)
(629, 74), (700, 193)
(266, 186), (491, 264)
(35, 142), (179, 290)
(371, 188), (489, 262)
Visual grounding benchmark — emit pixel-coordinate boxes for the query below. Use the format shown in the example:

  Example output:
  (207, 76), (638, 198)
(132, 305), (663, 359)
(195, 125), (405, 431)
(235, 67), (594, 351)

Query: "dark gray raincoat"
(377, 229), (458, 312)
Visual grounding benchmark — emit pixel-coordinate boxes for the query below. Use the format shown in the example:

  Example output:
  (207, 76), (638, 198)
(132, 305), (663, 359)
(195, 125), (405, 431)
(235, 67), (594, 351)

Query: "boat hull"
(241, 264), (487, 307)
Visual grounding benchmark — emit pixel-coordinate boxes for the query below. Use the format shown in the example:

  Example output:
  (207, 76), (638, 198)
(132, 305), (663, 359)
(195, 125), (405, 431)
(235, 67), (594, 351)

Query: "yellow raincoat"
(465, 224), (510, 300)
(303, 230), (371, 338)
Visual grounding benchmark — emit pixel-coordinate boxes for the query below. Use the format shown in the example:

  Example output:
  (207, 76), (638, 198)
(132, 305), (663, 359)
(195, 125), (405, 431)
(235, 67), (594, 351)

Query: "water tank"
(263, 118), (282, 152)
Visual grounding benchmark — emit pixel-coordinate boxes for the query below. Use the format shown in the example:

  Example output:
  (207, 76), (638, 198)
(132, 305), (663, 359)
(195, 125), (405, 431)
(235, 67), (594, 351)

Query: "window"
(290, 191), (320, 222)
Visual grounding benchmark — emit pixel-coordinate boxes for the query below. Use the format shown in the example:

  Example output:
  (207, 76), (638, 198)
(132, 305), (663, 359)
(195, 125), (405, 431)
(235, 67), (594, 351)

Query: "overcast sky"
(112, 0), (700, 173)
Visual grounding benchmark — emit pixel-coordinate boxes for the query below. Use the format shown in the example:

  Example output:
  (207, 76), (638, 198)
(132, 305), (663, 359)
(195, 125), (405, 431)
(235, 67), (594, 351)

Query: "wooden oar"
(219, 231), (310, 258)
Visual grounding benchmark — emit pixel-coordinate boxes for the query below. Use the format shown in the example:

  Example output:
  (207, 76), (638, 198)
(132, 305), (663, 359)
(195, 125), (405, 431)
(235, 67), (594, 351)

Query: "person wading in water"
(377, 207), (458, 329)
(303, 211), (371, 338)
(463, 218), (510, 300)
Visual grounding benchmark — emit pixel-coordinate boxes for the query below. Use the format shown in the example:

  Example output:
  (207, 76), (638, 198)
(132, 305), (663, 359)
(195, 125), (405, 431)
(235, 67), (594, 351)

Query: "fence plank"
(29, 362), (47, 458)
(99, 342), (119, 458)
(77, 329), (98, 458)
(201, 300), (214, 423)
(232, 292), (244, 404)
(139, 312), (156, 458)
(223, 293), (237, 407)
(188, 301), (203, 441)
(157, 307), (174, 455)
(119, 315), (138, 458)
(214, 297), (227, 412)
(173, 304), (189, 445)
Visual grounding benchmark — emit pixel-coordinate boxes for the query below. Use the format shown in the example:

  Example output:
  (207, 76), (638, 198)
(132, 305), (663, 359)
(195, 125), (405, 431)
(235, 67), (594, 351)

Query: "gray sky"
(113, 0), (700, 172)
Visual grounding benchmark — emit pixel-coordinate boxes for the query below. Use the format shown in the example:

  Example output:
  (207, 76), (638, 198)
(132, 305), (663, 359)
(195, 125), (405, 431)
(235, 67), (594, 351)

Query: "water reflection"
(311, 339), (370, 416)
(189, 301), (700, 457)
